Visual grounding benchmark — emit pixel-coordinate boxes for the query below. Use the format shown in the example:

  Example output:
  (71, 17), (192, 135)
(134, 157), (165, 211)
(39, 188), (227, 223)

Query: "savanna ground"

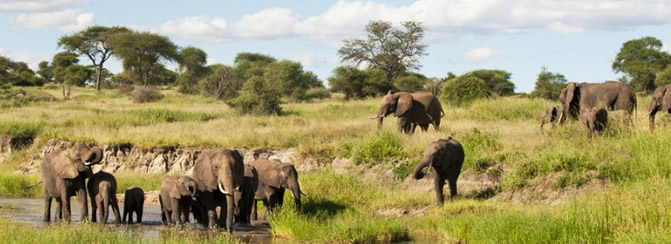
(2, 86), (671, 243)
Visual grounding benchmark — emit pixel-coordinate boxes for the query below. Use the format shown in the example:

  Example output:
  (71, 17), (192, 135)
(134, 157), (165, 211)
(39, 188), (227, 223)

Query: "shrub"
(227, 77), (282, 115)
(305, 87), (331, 101)
(350, 131), (407, 164)
(132, 86), (164, 103)
(441, 74), (491, 106)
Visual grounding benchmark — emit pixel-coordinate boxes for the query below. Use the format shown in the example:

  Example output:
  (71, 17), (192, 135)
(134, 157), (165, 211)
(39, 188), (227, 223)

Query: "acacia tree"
(177, 46), (208, 94)
(338, 20), (427, 86)
(108, 31), (178, 87)
(612, 36), (671, 92)
(530, 67), (568, 100)
(58, 26), (130, 91)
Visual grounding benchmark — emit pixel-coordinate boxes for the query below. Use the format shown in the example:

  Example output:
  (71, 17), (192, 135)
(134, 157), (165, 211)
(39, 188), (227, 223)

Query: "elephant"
(191, 149), (244, 231)
(539, 106), (561, 128)
(372, 91), (444, 134)
(412, 137), (465, 206)
(580, 107), (608, 137)
(122, 186), (144, 224)
(159, 176), (198, 227)
(40, 143), (103, 222)
(249, 159), (303, 220)
(87, 170), (121, 224)
(648, 83), (671, 131)
(557, 81), (636, 123)
(234, 164), (258, 225)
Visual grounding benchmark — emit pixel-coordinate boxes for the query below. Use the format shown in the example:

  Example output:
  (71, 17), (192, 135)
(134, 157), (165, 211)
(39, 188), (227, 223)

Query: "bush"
(132, 86), (164, 103)
(441, 74), (491, 106)
(227, 77), (282, 115)
(348, 131), (407, 164)
(305, 87), (331, 101)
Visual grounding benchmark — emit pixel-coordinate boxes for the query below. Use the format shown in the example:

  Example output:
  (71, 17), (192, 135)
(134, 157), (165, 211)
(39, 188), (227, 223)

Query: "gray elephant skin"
(40, 143), (103, 222)
(413, 137), (465, 206)
(234, 164), (258, 225)
(191, 149), (244, 231)
(122, 186), (144, 224)
(539, 106), (560, 128)
(250, 159), (302, 220)
(87, 170), (121, 224)
(373, 91), (444, 134)
(558, 81), (636, 123)
(580, 108), (608, 137)
(648, 83), (671, 131)
(159, 176), (197, 226)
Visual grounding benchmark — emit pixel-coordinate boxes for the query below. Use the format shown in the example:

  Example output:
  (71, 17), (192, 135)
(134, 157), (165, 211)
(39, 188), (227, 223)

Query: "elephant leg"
(432, 168), (445, 206)
(90, 198), (98, 223)
(262, 198), (271, 217)
(650, 103), (660, 132)
(421, 124), (429, 132)
(55, 198), (62, 221)
(277, 188), (286, 209)
(137, 208), (143, 224)
(122, 204), (128, 224)
(448, 173), (459, 201)
(251, 200), (258, 221)
(111, 199), (121, 224)
(77, 187), (88, 222)
(171, 198), (182, 227)
(60, 193), (71, 222)
(102, 197), (110, 224)
(43, 196), (52, 222)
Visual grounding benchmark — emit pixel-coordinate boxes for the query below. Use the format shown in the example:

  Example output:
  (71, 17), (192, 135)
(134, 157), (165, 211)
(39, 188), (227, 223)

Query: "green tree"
(52, 51), (87, 98)
(37, 61), (54, 83)
(58, 26), (130, 90)
(228, 76), (282, 115)
(394, 72), (427, 92)
(612, 36), (671, 92)
(263, 60), (322, 101)
(530, 67), (568, 100)
(338, 20), (427, 85)
(233, 52), (277, 82)
(655, 65), (671, 87)
(108, 31), (179, 87)
(198, 64), (241, 100)
(328, 66), (366, 99)
(440, 74), (491, 106)
(177, 46), (208, 94)
(467, 69), (515, 95)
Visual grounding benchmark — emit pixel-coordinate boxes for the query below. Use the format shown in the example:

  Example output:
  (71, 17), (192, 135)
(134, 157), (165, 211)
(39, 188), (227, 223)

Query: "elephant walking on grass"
(159, 176), (197, 227)
(87, 171), (121, 224)
(40, 143), (103, 222)
(372, 91), (444, 134)
(539, 106), (561, 128)
(122, 186), (144, 224)
(558, 81), (636, 123)
(648, 83), (671, 131)
(250, 159), (302, 220)
(413, 137), (464, 206)
(191, 149), (244, 231)
(580, 108), (608, 137)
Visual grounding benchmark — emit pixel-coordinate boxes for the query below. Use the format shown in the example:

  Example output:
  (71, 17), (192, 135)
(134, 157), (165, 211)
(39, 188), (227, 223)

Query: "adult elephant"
(372, 91), (444, 134)
(40, 143), (103, 222)
(648, 83), (671, 131)
(557, 81), (636, 124)
(191, 149), (244, 232)
(250, 159), (302, 220)
(412, 137), (464, 206)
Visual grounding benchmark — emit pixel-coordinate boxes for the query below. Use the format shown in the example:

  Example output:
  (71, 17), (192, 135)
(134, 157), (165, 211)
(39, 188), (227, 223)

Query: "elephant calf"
(539, 106), (561, 128)
(580, 108), (608, 137)
(87, 171), (121, 224)
(250, 159), (302, 220)
(122, 186), (144, 224)
(235, 164), (258, 225)
(159, 176), (197, 227)
(413, 137), (465, 206)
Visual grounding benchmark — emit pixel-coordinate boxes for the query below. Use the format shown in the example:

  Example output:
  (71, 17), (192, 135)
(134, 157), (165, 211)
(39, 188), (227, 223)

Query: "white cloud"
(9, 9), (94, 31)
(292, 53), (317, 68)
(461, 47), (498, 63)
(0, 0), (87, 12)
(159, 16), (229, 42)
(549, 21), (584, 34)
(4, 50), (52, 69)
(232, 8), (300, 39)
(206, 58), (219, 66)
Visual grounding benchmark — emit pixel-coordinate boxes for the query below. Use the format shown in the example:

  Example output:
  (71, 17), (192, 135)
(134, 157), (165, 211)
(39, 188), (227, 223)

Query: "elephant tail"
(23, 180), (42, 189)
(440, 108), (445, 118)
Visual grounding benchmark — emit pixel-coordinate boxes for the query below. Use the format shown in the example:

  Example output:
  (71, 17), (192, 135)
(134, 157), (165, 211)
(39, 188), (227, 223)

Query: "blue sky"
(0, 0), (670, 92)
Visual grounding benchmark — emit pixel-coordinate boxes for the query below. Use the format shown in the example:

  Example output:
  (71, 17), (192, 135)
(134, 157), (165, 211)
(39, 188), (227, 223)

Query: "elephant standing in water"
(191, 149), (244, 231)
(250, 159), (302, 220)
(40, 143), (103, 222)
(413, 137), (464, 206)
(648, 83), (671, 131)
(122, 186), (144, 224)
(159, 176), (197, 227)
(372, 91), (444, 134)
(87, 171), (121, 224)
(558, 81), (636, 123)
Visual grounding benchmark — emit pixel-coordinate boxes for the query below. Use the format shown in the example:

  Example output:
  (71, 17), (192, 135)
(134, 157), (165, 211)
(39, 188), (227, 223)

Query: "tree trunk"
(95, 65), (102, 91)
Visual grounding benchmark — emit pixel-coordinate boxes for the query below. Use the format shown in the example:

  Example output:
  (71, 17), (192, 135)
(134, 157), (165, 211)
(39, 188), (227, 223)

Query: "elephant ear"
(55, 152), (79, 179)
(662, 87), (671, 113)
(565, 83), (577, 105)
(170, 180), (183, 199)
(394, 93), (413, 117)
(193, 151), (217, 191)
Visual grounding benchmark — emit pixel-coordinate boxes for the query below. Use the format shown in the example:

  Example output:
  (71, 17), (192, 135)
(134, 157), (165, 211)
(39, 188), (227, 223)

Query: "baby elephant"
(540, 106), (561, 128)
(159, 176), (197, 227)
(413, 137), (465, 206)
(580, 108), (608, 137)
(87, 171), (121, 224)
(122, 186), (144, 224)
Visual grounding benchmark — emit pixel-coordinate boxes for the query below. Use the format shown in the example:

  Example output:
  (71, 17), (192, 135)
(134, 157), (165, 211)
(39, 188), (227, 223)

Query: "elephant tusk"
(369, 116), (379, 120)
(218, 183), (230, 195)
(234, 185), (240, 192)
(84, 161), (92, 166)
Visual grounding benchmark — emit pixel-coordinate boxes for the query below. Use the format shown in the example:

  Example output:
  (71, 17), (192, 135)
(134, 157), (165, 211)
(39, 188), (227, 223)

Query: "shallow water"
(0, 197), (274, 243)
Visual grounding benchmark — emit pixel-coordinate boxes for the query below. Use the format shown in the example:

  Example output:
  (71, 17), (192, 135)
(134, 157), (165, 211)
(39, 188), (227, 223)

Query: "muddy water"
(0, 198), (277, 243)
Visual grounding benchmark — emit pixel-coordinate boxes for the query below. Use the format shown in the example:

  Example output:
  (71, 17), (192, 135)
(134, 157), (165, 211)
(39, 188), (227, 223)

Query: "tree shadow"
(299, 198), (347, 219)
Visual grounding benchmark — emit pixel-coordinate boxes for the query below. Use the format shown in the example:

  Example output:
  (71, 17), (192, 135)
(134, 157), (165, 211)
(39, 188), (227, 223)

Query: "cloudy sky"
(0, 0), (670, 92)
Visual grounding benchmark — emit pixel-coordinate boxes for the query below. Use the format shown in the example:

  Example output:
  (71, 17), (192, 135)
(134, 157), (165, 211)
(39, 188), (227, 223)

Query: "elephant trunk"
(225, 194), (234, 232)
(84, 146), (103, 166)
(377, 117), (384, 130)
(289, 182), (302, 211)
(413, 156), (433, 180)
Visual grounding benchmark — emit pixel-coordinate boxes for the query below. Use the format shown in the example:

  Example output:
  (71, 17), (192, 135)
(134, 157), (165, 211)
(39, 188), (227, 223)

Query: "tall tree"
(37, 61), (54, 82)
(263, 60), (322, 101)
(233, 52), (277, 82)
(58, 26), (130, 91)
(177, 46), (208, 94)
(612, 36), (671, 92)
(108, 31), (179, 87)
(530, 67), (567, 100)
(198, 64), (240, 100)
(338, 20), (427, 85)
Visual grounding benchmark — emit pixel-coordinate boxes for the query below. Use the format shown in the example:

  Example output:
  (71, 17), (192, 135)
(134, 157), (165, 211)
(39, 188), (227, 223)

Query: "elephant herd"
(38, 146), (303, 232)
